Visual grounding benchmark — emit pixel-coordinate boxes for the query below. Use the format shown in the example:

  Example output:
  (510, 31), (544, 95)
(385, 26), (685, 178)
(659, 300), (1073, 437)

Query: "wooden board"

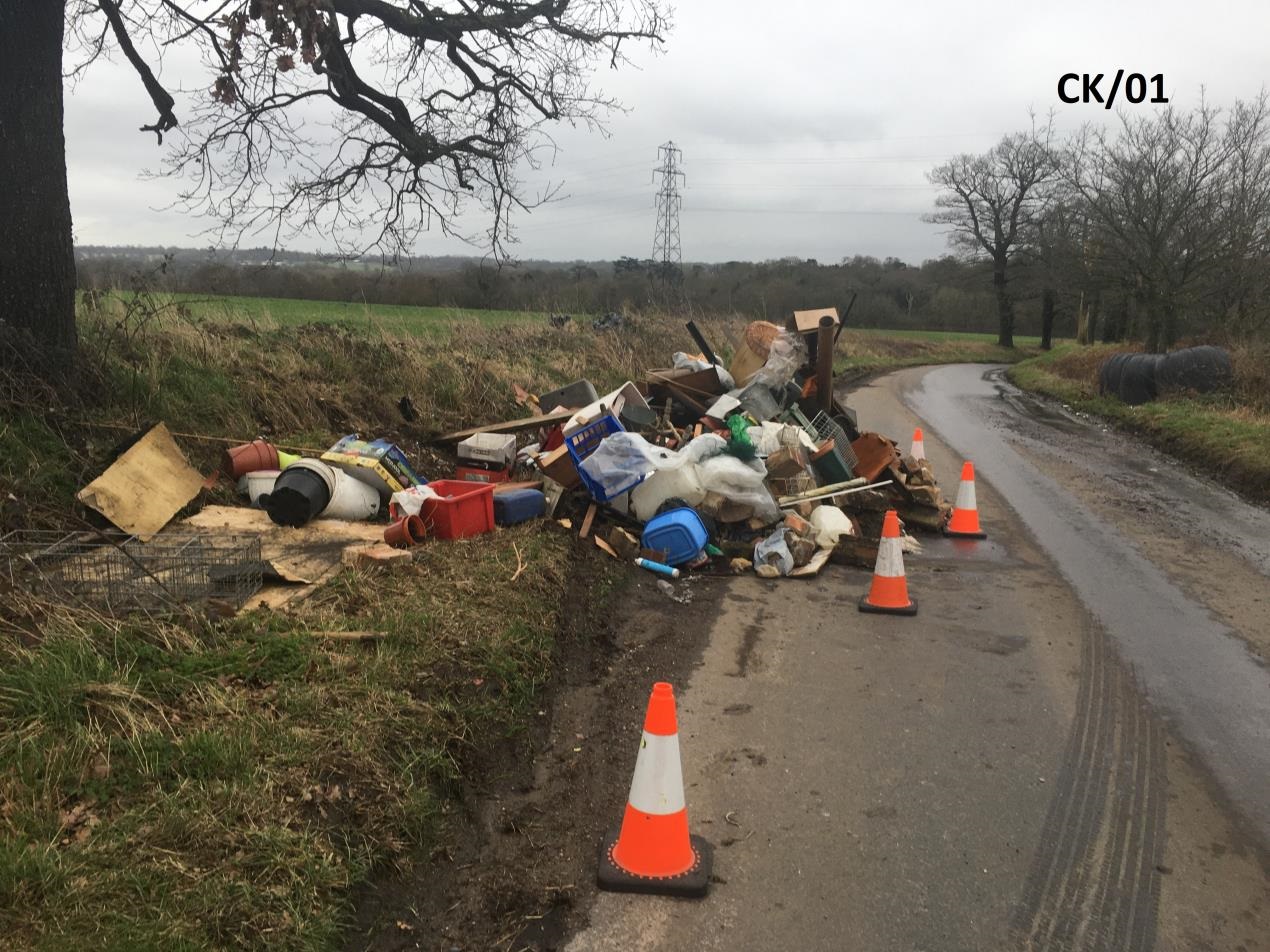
(178, 505), (387, 611)
(432, 408), (576, 444)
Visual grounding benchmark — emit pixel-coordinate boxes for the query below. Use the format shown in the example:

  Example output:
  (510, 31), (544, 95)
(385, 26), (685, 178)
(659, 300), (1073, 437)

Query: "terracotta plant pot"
(223, 440), (281, 479)
(383, 514), (426, 548)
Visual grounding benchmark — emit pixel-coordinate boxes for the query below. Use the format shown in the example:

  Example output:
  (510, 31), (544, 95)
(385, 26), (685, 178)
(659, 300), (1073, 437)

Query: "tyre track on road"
(1013, 613), (1165, 952)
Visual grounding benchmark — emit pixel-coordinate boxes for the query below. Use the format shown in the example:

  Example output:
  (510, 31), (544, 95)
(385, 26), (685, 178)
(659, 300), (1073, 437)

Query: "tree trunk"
(1141, 291), (1162, 352)
(1040, 287), (1055, 350)
(1160, 298), (1179, 351)
(0, 0), (76, 375)
(1101, 291), (1129, 342)
(992, 258), (1014, 348)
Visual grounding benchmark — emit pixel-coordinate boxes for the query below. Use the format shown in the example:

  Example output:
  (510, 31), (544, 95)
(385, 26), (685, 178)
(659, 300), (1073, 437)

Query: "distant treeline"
(75, 249), (1071, 337)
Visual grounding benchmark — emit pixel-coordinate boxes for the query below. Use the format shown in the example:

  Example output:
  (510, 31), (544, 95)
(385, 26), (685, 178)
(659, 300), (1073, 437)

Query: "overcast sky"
(65, 0), (1270, 265)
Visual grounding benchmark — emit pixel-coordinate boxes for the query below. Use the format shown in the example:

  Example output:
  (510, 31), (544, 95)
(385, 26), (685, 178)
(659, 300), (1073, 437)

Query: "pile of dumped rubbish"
(0, 306), (960, 614)
(411, 306), (955, 582)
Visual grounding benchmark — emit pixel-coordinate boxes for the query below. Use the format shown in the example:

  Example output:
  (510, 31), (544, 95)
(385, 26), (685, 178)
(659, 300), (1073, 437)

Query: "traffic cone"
(858, 509), (918, 615)
(597, 682), (712, 897)
(910, 427), (926, 461)
(944, 461), (988, 539)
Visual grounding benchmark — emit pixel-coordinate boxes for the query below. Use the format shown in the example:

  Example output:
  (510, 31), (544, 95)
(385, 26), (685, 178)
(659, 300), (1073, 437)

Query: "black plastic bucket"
(261, 463), (333, 527)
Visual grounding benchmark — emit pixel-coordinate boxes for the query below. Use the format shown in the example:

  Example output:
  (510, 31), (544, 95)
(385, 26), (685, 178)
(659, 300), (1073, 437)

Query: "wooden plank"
(432, 408), (576, 444)
(492, 480), (544, 494)
(309, 630), (387, 641)
(579, 502), (597, 539)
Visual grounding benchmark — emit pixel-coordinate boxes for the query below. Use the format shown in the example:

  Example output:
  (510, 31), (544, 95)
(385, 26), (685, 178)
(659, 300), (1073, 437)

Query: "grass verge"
(0, 528), (616, 951)
(1009, 343), (1270, 504)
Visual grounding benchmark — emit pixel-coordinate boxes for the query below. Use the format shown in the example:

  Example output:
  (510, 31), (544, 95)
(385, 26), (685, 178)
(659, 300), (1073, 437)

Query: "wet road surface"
(565, 364), (1269, 952)
(908, 364), (1270, 843)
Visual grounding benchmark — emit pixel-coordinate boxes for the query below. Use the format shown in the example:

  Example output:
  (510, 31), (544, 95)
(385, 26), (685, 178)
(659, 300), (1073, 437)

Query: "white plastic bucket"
(322, 466), (381, 521)
(238, 469), (281, 508)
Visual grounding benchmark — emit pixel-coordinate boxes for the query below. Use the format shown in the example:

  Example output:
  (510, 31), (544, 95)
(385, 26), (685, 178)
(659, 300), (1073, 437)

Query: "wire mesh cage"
(810, 411), (859, 473)
(0, 531), (263, 614)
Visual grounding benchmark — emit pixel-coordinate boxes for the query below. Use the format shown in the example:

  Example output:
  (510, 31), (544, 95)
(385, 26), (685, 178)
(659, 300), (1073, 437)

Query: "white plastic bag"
(747, 422), (816, 458)
(389, 485), (439, 520)
(754, 527), (794, 576)
(809, 505), (855, 548)
(629, 434), (727, 521)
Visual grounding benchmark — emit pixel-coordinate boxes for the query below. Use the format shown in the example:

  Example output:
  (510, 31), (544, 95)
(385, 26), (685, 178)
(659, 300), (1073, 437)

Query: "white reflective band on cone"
(874, 537), (905, 578)
(911, 440), (925, 459)
(626, 731), (686, 815)
(954, 479), (977, 512)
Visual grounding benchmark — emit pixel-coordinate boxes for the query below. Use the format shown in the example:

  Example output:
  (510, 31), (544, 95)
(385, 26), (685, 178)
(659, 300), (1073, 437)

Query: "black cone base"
(942, 526), (988, 539)
(596, 828), (713, 898)
(858, 594), (919, 616)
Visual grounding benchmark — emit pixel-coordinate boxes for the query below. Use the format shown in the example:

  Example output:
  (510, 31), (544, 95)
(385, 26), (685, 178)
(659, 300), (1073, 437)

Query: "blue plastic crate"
(564, 413), (646, 502)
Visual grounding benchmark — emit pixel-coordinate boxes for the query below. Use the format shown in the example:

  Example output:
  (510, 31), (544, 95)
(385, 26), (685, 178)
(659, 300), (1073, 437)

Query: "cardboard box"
(788, 307), (840, 335)
(766, 445), (810, 479)
(536, 443), (581, 489)
(321, 436), (424, 498)
(457, 432), (517, 469)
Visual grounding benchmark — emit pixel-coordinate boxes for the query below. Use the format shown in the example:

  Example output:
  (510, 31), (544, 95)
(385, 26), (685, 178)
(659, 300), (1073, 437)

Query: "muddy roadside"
(344, 563), (727, 951)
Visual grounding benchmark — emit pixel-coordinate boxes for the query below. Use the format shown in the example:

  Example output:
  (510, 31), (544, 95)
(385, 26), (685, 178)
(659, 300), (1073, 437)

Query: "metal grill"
(0, 531), (262, 614)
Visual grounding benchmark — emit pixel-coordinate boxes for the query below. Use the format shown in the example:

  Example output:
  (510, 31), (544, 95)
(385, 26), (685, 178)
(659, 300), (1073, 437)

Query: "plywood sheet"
(77, 424), (205, 541)
(179, 505), (387, 610)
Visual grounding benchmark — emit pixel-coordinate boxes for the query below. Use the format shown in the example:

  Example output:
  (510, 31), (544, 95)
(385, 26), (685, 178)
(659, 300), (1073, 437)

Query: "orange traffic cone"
(910, 427), (926, 461)
(597, 682), (712, 897)
(944, 461), (988, 539)
(858, 509), (918, 616)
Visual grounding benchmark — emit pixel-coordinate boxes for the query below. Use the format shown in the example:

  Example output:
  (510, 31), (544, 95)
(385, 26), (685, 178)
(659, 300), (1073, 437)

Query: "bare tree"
(1, 1), (668, 376)
(1211, 94), (1270, 337)
(926, 123), (1059, 348)
(1064, 101), (1236, 351)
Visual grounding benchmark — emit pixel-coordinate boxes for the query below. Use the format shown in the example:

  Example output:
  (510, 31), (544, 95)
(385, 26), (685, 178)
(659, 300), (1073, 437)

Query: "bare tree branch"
(73, 0), (668, 259)
(97, 0), (179, 142)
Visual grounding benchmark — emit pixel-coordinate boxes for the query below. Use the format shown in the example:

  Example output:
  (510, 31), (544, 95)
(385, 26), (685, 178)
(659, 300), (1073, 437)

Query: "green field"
(115, 291), (546, 336)
(851, 326), (1043, 346)
(97, 291), (1050, 347)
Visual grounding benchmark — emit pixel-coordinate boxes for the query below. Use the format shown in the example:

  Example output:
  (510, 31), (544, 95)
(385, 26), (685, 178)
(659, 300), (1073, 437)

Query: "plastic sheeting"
(1157, 345), (1233, 395)
(1099, 352), (1162, 405)
(587, 432), (778, 524)
(1099, 346), (1233, 405)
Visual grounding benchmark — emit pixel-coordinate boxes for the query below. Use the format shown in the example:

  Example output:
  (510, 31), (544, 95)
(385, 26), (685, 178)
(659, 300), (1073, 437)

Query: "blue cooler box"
(640, 508), (709, 565)
(494, 488), (546, 526)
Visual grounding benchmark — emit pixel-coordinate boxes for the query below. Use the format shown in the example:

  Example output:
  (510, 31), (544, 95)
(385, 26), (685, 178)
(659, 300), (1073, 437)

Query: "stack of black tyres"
(1099, 345), (1231, 405)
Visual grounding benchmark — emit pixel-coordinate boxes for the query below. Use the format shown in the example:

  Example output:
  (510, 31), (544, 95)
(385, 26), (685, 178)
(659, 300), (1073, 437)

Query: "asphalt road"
(565, 364), (1269, 952)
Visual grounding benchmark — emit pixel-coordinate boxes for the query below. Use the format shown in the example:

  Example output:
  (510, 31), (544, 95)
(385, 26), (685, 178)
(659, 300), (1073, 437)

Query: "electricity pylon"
(652, 141), (684, 283)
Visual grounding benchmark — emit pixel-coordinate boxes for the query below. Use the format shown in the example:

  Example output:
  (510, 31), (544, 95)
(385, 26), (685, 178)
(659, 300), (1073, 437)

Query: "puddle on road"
(916, 536), (1012, 563)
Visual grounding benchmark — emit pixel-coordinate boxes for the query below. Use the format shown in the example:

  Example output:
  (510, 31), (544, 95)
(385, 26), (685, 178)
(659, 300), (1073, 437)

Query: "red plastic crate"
(419, 480), (496, 540)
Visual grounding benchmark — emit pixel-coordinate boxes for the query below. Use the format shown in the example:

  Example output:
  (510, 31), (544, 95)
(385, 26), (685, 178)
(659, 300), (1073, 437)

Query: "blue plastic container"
(493, 488), (546, 526)
(640, 508), (709, 566)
